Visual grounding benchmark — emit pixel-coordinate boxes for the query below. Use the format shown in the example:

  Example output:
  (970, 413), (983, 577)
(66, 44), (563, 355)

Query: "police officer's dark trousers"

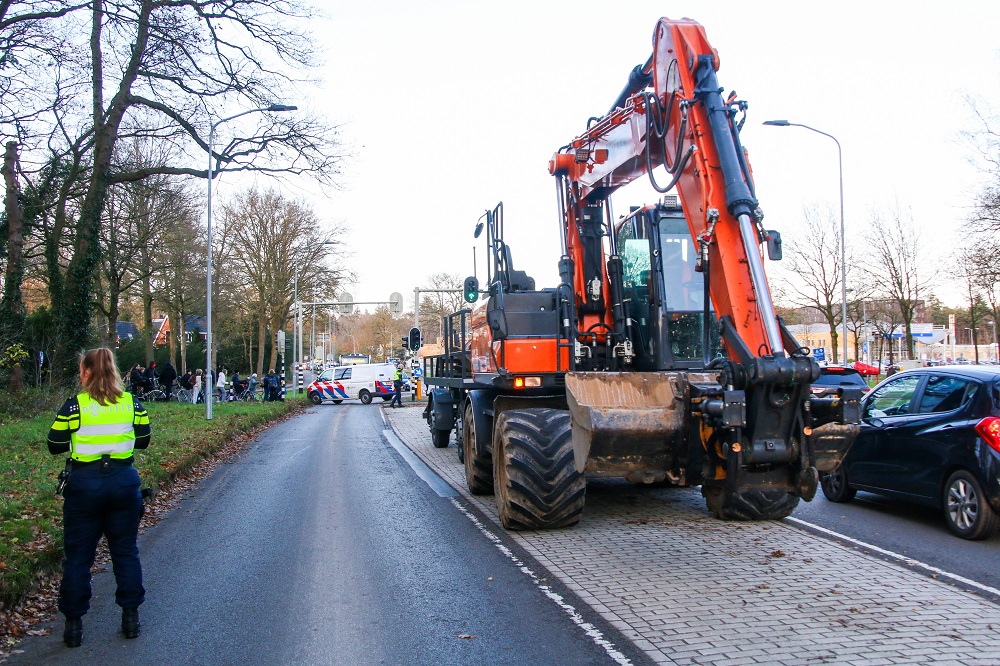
(59, 463), (145, 618)
(391, 380), (403, 407)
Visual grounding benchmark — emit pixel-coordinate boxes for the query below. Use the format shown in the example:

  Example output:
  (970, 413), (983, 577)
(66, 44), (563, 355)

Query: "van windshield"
(319, 370), (335, 381)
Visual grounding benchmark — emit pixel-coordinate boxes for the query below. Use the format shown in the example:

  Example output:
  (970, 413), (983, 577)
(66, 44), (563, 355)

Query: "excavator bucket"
(565, 372), (690, 478)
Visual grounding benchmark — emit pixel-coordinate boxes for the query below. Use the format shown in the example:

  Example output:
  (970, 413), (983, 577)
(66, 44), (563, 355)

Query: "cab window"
(865, 375), (920, 418)
(917, 375), (977, 414)
(334, 367), (352, 380)
(319, 369), (335, 381)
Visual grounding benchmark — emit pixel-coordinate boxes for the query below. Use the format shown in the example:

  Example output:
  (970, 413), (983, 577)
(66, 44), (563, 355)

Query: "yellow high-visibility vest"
(69, 392), (139, 462)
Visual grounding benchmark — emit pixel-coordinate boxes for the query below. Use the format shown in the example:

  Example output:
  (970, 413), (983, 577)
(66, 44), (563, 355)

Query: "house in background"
(116, 321), (140, 345)
(151, 315), (207, 347)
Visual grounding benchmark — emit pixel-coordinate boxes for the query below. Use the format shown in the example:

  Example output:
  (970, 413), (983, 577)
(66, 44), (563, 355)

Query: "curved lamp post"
(206, 103), (297, 419)
(763, 120), (848, 366)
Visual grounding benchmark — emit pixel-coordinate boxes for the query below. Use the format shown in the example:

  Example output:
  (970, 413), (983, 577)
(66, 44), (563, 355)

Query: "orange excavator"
(423, 17), (861, 529)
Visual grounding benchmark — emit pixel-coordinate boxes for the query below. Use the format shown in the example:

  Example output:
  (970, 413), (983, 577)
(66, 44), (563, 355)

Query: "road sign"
(814, 347), (826, 361)
(339, 292), (353, 314)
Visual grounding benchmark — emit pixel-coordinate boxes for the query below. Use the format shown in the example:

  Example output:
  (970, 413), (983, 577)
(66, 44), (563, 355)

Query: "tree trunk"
(168, 305), (178, 368)
(256, 309), (267, 376)
(1, 141), (26, 345)
(106, 283), (121, 346)
(143, 273), (154, 363)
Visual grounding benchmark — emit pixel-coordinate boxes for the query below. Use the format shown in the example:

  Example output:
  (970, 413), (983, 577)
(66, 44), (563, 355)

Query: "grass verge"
(0, 395), (304, 612)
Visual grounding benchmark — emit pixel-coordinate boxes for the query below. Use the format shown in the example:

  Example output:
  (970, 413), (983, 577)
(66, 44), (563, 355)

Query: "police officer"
(47, 348), (151, 647)
(390, 363), (404, 408)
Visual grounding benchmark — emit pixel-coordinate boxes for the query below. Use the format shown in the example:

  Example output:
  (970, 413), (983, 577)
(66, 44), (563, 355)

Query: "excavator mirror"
(766, 230), (782, 261)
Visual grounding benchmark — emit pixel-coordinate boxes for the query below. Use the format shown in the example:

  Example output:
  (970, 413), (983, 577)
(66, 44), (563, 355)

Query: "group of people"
(128, 361), (285, 403)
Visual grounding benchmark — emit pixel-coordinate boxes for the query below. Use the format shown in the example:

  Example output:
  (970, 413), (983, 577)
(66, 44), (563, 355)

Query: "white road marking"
(450, 499), (634, 666)
(382, 429), (458, 498)
(787, 517), (1000, 598)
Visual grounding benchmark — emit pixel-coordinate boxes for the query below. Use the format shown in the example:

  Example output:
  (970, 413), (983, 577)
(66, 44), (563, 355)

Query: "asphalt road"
(791, 489), (1000, 598)
(11, 404), (644, 665)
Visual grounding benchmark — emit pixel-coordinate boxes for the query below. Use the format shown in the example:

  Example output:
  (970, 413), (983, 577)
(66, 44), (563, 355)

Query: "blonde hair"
(79, 348), (125, 406)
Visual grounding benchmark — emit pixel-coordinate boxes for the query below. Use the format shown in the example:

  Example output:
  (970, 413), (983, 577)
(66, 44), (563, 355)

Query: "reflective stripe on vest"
(70, 392), (136, 462)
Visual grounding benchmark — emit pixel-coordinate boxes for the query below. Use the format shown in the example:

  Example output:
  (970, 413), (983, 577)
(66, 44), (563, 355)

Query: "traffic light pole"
(412, 288), (464, 328)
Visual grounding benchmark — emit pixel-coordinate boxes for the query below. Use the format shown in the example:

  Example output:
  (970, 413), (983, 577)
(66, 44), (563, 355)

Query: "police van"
(307, 363), (395, 405)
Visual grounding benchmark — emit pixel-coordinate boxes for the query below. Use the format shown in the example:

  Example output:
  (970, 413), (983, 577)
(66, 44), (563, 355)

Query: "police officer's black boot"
(63, 617), (82, 647)
(121, 607), (140, 639)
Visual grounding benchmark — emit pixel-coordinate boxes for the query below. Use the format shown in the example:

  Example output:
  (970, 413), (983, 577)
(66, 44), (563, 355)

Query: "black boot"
(63, 617), (82, 648)
(121, 607), (140, 639)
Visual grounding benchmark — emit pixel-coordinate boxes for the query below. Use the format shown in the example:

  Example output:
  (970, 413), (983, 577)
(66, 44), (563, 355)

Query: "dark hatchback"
(811, 366), (870, 398)
(820, 365), (1000, 539)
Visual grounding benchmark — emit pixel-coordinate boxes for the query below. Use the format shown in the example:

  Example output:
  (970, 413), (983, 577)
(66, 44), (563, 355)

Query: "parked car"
(811, 366), (870, 398)
(820, 366), (1000, 539)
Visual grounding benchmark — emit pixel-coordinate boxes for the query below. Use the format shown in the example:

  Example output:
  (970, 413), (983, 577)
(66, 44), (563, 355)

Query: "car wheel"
(359, 390), (372, 405)
(308, 392), (323, 405)
(820, 467), (856, 503)
(943, 470), (1000, 540)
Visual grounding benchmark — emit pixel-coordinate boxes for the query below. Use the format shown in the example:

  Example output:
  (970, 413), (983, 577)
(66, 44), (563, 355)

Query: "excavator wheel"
(493, 408), (585, 530)
(702, 485), (800, 521)
(462, 401), (493, 495)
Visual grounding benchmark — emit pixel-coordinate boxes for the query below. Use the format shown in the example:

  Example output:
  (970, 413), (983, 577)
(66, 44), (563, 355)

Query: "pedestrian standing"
(390, 363), (404, 408)
(159, 360), (177, 401)
(191, 369), (203, 404)
(47, 347), (150, 647)
(216, 367), (227, 401)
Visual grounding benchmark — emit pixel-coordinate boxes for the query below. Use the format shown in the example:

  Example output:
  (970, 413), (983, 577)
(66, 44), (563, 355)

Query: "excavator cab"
(615, 198), (722, 371)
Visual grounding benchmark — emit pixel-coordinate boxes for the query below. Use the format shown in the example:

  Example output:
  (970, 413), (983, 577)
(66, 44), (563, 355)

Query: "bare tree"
(221, 187), (345, 375)
(868, 204), (932, 360)
(779, 204), (847, 363)
(3, 1), (347, 378)
(417, 272), (464, 344)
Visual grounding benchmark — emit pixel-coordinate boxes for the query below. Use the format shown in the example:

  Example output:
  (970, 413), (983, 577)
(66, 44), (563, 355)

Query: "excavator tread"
(702, 485), (800, 521)
(494, 408), (585, 530)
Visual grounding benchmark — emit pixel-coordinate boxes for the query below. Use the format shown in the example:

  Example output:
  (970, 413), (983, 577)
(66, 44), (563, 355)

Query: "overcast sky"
(249, 0), (1000, 313)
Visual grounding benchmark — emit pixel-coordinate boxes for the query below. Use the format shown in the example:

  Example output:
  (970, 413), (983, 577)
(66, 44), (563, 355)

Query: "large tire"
(493, 408), (585, 530)
(462, 401), (493, 495)
(820, 467), (856, 503)
(432, 428), (451, 448)
(359, 390), (372, 405)
(943, 470), (1000, 540)
(309, 391), (323, 405)
(702, 484), (800, 521)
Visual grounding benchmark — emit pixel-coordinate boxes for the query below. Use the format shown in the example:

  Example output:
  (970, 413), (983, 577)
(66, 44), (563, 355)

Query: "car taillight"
(976, 416), (1000, 454)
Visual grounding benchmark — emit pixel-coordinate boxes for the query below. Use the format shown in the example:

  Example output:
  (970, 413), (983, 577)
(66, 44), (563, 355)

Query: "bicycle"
(236, 385), (262, 403)
(174, 387), (193, 403)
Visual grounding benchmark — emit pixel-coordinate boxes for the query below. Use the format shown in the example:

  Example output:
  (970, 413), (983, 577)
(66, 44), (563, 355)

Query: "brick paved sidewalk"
(383, 404), (1000, 665)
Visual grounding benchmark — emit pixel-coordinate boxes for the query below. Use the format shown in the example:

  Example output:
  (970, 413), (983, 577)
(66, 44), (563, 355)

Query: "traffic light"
(275, 330), (286, 356)
(407, 327), (421, 351)
(463, 275), (479, 303)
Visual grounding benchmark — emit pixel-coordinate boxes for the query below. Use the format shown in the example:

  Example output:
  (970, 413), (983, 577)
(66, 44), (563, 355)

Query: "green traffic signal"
(463, 276), (479, 303)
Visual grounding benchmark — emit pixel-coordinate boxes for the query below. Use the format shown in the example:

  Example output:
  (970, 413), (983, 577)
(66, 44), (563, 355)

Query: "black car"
(821, 366), (1000, 539)
(811, 366), (870, 398)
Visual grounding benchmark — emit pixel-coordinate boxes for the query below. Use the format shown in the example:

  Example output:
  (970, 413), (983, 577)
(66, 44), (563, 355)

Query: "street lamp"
(206, 103), (296, 419)
(763, 120), (847, 366)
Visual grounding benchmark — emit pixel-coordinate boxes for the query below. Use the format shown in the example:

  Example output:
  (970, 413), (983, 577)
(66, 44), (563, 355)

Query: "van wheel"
(308, 392), (323, 405)
(359, 390), (372, 405)
(944, 470), (1000, 540)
